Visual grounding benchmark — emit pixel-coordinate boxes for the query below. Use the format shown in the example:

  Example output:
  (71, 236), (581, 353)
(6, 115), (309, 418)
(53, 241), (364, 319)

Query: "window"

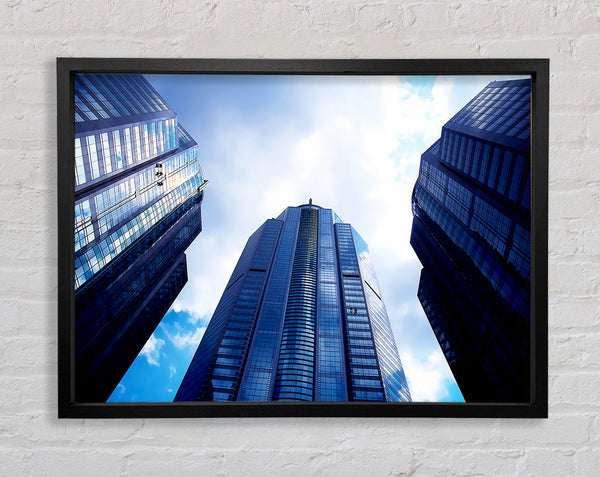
(86, 135), (100, 179)
(100, 132), (112, 174)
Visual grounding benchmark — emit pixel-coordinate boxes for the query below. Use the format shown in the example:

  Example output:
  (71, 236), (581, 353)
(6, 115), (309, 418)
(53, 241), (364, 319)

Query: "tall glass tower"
(176, 203), (411, 402)
(410, 78), (531, 402)
(73, 74), (208, 402)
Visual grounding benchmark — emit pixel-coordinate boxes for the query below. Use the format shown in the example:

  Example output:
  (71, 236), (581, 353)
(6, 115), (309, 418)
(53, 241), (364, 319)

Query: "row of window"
(74, 119), (178, 187)
(414, 185), (529, 317)
(439, 132), (529, 208)
(74, 74), (170, 123)
(449, 83), (531, 139)
(74, 173), (203, 288)
(75, 145), (200, 255)
(420, 160), (524, 263)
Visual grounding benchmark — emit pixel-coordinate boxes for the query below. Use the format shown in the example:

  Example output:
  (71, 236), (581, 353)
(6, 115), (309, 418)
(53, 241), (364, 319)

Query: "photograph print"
(67, 62), (537, 415)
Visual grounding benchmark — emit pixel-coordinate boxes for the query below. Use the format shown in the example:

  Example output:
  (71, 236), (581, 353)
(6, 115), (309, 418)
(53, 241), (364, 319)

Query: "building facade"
(176, 203), (411, 402)
(73, 74), (207, 402)
(410, 78), (531, 402)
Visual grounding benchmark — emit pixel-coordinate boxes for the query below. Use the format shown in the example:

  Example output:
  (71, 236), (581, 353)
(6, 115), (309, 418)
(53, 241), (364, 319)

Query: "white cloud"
(169, 364), (177, 379)
(164, 325), (206, 350)
(401, 350), (457, 402)
(139, 335), (165, 367)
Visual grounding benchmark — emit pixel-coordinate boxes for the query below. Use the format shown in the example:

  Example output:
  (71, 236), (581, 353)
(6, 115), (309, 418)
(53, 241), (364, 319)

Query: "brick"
(2, 299), (54, 335)
(413, 448), (523, 477)
(550, 332), (600, 369)
(0, 448), (33, 477)
(0, 335), (56, 375)
(520, 448), (576, 476)
(551, 373), (600, 407)
(491, 415), (590, 446)
(549, 297), (600, 328)
(572, 33), (600, 67)
(125, 449), (226, 477)
(550, 189), (599, 220)
(11, 0), (68, 33)
(30, 450), (122, 477)
(308, 2), (357, 32)
(548, 261), (600, 298)
(551, 70), (600, 110)
(575, 447), (600, 476)
(356, 4), (403, 33)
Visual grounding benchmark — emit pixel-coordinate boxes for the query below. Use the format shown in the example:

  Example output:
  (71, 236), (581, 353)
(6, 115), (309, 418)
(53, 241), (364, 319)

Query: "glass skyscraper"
(176, 203), (411, 402)
(410, 78), (531, 402)
(73, 74), (207, 402)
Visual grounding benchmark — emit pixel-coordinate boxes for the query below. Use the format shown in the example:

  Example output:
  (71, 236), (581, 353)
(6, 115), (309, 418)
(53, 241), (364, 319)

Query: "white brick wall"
(1, 1), (598, 475)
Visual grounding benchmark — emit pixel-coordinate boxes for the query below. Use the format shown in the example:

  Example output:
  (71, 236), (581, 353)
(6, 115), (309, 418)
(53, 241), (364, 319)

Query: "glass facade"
(74, 74), (207, 402)
(410, 78), (531, 402)
(176, 203), (411, 402)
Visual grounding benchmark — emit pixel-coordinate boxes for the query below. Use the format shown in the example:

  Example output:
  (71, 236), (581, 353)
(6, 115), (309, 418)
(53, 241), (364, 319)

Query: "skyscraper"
(73, 74), (207, 402)
(176, 203), (411, 402)
(410, 78), (531, 402)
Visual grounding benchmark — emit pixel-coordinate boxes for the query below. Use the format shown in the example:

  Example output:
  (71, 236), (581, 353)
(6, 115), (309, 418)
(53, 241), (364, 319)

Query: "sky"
(109, 73), (526, 404)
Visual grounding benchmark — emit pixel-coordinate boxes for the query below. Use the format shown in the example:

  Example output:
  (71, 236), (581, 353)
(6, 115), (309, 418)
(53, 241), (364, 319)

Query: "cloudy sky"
(109, 72), (523, 403)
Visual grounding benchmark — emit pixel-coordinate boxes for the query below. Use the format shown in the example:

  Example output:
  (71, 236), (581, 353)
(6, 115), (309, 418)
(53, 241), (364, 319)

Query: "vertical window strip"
(497, 151), (512, 195)
(164, 120), (171, 150)
(112, 130), (124, 169)
(75, 138), (86, 186)
(87, 135), (100, 179)
(479, 144), (491, 183)
(171, 119), (178, 149)
(150, 122), (157, 156)
(487, 147), (501, 189)
(100, 132), (112, 174)
(134, 126), (142, 162)
(124, 128), (133, 165)
(143, 124), (150, 158)
(158, 121), (164, 152)
(471, 141), (482, 179)
(465, 139), (474, 173)
(508, 155), (524, 202)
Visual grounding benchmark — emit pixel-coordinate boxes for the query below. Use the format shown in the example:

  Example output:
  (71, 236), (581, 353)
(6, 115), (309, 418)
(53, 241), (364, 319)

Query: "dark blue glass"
(410, 78), (531, 403)
(177, 203), (412, 402)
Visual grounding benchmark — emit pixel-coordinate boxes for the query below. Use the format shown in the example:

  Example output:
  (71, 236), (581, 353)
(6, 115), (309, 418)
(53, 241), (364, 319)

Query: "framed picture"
(57, 58), (548, 418)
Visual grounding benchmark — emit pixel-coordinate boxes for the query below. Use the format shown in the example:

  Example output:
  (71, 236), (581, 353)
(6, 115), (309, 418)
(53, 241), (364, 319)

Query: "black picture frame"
(57, 58), (548, 418)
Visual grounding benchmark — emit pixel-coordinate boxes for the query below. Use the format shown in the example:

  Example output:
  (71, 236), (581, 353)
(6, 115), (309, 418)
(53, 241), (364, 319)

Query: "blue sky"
(109, 73), (525, 404)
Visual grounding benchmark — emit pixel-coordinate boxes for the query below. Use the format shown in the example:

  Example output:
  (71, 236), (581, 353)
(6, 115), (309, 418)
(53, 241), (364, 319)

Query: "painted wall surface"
(1, 1), (598, 475)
